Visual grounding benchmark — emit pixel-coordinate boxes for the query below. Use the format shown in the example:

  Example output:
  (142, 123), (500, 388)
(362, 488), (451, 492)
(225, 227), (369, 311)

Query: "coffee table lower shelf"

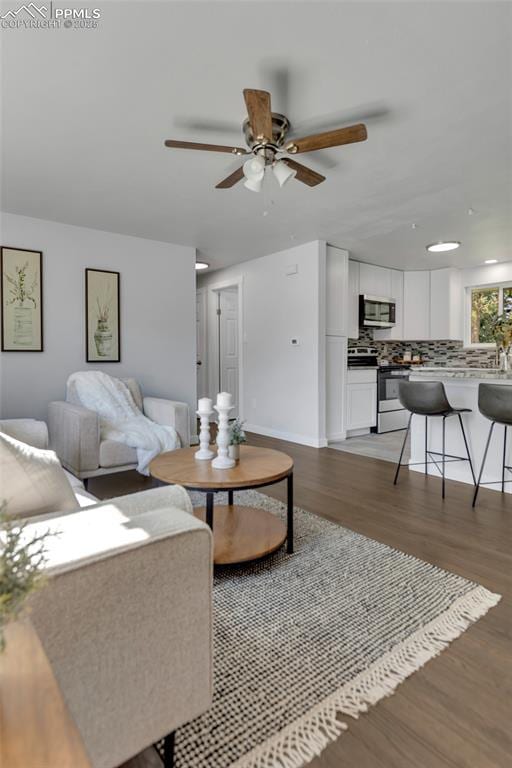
(194, 504), (287, 564)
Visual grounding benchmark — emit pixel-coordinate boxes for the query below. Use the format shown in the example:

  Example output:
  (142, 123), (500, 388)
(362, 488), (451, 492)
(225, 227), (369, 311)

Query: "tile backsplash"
(349, 328), (498, 368)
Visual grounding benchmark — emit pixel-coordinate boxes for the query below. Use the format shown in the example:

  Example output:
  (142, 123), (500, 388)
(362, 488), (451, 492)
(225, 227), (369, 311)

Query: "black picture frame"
(1, 246), (43, 352)
(85, 268), (120, 363)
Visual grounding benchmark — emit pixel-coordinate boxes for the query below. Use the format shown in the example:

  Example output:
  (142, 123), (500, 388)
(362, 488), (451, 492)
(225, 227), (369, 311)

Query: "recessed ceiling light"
(426, 241), (461, 253)
(195, 261), (209, 271)
(485, 259), (498, 264)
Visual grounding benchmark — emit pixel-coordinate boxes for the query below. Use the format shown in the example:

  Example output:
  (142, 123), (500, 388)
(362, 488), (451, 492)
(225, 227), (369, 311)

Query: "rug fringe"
(231, 585), (501, 768)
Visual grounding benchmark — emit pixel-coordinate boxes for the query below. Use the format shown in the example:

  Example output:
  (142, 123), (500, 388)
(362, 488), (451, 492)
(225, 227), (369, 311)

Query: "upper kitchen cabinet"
(374, 269), (404, 341)
(403, 270), (430, 340)
(326, 246), (349, 336)
(429, 268), (463, 340)
(359, 263), (393, 298)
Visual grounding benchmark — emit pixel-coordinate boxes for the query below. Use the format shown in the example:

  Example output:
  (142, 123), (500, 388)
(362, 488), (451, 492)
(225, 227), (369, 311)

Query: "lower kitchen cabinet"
(346, 369), (377, 434)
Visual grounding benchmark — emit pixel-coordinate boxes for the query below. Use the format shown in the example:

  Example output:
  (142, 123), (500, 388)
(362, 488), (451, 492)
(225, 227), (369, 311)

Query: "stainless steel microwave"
(359, 295), (396, 328)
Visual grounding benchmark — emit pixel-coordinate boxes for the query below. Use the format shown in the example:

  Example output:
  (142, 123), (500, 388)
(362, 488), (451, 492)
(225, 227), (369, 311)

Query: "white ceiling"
(1, 1), (511, 272)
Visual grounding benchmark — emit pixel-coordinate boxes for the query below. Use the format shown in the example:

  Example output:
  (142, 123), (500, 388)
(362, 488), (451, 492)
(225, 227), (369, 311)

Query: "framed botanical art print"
(1, 247), (43, 352)
(85, 268), (120, 362)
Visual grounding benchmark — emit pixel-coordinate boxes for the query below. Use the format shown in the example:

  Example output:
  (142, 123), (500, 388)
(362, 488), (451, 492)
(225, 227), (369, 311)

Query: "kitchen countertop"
(411, 366), (512, 380)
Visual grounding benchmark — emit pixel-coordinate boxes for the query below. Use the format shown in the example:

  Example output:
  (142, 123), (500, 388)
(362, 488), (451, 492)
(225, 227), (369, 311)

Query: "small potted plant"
(228, 418), (247, 461)
(0, 504), (52, 652)
(491, 314), (512, 370)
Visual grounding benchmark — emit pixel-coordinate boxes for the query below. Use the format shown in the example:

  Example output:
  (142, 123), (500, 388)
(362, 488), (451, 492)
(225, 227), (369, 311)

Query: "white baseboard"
(327, 432), (346, 443)
(244, 423), (327, 449)
(346, 427), (371, 437)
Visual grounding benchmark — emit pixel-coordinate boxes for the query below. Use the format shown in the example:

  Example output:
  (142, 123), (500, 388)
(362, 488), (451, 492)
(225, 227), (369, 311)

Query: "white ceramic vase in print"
(195, 409), (215, 461)
(212, 403), (235, 469)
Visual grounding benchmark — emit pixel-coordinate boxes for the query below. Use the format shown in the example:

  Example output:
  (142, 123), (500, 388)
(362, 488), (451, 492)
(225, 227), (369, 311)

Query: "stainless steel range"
(377, 365), (411, 433)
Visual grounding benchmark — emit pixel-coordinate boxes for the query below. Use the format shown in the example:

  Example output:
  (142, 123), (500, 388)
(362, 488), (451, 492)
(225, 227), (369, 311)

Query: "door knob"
(197, 360), (202, 366)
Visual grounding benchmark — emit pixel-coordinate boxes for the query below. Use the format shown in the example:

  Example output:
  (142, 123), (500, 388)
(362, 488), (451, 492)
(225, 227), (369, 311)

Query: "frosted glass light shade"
(273, 160), (296, 187)
(243, 156), (266, 179)
(244, 175), (263, 193)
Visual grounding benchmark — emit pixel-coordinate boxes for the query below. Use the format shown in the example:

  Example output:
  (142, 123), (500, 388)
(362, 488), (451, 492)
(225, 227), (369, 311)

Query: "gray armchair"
(48, 377), (190, 480)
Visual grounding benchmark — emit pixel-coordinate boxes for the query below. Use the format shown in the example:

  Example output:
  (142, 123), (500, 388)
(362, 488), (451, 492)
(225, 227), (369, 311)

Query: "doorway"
(196, 288), (207, 399)
(215, 286), (239, 418)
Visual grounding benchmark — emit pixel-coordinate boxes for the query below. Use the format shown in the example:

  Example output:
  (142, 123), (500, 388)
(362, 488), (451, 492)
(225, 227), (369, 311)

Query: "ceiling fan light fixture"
(426, 241), (461, 253)
(273, 160), (296, 188)
(243, 155), (266, 180)
(243, 175), (264, 193)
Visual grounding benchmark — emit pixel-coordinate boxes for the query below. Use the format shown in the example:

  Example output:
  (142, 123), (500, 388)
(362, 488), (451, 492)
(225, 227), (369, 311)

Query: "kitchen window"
(469, 284), (512, 345)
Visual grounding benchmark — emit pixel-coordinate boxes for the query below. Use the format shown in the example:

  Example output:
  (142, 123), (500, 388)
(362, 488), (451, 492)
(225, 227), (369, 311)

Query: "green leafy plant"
(0, 504), (52, 652)
(491, 313), (512, 359)
(229, 418), (247, 446)
(3, 261), (38, 309)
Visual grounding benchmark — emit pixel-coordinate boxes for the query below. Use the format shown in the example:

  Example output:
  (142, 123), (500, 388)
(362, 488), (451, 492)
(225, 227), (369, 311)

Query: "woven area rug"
(173, 490), (500, 768)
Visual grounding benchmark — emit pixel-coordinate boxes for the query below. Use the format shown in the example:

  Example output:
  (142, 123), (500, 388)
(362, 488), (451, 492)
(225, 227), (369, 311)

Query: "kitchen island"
(409, 368), (512, 494)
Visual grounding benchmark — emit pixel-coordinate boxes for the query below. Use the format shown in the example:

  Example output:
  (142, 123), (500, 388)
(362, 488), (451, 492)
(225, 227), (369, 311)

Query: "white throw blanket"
(67, 371), (180, 475)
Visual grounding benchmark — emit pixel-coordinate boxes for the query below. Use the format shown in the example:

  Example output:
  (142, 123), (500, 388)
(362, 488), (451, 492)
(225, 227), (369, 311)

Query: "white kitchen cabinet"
(403, 271), (430, 340)
(359, 263), (393, 299)
(374, 269), (404, 341)
(326, 246), (349, 336)
(326, 335), (347, 442)
(346, 369), (377, 434)
(348, 259), (360, 339)
(429, 268), (463, 340)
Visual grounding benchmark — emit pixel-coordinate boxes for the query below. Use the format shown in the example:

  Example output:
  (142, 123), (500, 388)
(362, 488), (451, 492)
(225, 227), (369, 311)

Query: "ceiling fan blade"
(282, 158), (325, 187)
(243, 89), (273, 141)
(215, 166), (245, 189)
(164, 139), (247, 156)
(285, 124), (367, 154)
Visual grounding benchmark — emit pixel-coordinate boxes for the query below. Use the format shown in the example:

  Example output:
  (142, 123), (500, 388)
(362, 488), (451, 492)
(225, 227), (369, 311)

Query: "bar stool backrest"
(478, 383), (512, 425)
(398, 380), (451, 415)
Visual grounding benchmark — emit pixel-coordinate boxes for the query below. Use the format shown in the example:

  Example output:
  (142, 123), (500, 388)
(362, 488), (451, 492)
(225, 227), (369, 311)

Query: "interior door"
(219, 288), (239, 418)
(196, 290), (207, 399)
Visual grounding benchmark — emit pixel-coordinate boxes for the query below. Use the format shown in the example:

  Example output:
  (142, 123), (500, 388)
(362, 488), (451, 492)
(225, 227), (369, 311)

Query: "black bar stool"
(472, 383), (512, 506)
(394, 381), (476, 499)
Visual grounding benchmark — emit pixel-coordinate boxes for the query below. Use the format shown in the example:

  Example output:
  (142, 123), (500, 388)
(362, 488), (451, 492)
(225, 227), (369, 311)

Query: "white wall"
(198, 241), (327, 447)
(458, 261), (512, 289)
(0, 213), (197, 427)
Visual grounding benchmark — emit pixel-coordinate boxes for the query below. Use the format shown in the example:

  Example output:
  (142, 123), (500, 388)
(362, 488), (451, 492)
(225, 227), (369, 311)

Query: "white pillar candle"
(198, 397), (213, 413)
(216, 392), (233, 408)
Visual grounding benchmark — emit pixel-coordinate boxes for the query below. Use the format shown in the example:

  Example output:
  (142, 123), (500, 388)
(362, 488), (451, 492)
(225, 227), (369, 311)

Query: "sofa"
(48, 377), (190, 481)
(0, 419), (212, 768)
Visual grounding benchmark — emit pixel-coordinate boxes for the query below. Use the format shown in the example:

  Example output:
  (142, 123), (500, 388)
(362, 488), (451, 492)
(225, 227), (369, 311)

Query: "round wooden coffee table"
(149, 445), (294, 565)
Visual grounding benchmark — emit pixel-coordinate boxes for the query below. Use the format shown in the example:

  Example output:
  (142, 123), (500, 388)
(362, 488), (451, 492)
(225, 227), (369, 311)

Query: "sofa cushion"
(99, 439), (137, 467)
(0, 431), (78, 520)
(121, 378), (143, 411)
(67, 374), (143, 412)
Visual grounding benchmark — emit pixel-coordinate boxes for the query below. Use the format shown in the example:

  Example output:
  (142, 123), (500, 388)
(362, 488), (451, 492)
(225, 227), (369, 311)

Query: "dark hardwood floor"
(92, 434), (512, 768)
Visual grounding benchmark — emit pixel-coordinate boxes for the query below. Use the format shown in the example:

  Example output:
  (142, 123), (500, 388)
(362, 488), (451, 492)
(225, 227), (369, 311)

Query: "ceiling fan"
(164, 89), (368, 192)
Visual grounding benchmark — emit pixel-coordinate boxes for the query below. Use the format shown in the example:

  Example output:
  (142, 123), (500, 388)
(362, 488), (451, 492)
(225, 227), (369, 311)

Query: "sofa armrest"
(48, 401), (100, 476)
(0, 418), (49, 449)
(143, 396), (190, 447)
(26, 486), (212, 768)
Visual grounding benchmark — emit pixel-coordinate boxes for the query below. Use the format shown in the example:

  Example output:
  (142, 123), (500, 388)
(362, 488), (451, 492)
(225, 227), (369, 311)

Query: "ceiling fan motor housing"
(243, 112), (290, 162)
